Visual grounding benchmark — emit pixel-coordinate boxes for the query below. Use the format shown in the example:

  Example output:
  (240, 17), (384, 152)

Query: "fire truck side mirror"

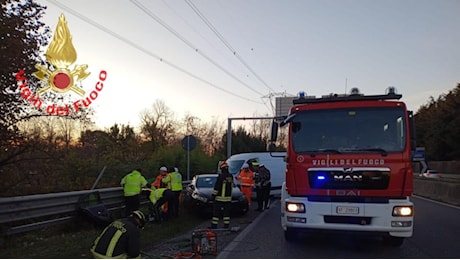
(408, 111), (417, 155)
(267, 142), (276, 152)
(270, 121), (279, 142)
(267, 121), (279, 152)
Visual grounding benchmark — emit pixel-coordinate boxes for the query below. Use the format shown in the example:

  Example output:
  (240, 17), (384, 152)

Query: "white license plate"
(336, 206), (359, 214)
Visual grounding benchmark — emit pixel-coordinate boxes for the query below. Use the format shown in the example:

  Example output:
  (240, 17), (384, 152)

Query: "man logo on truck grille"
(334, 170), (363, 182)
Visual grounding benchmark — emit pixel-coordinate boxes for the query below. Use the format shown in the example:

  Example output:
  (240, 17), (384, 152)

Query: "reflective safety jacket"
(237, 169), (254, 187)
(120, 170), (147, 197)
(213, 172), (233, 202)
(162, 171), (183, 191)
(149, 187), (167, 205)
(152, 174), (168, 189)
(90, 218), (141, 258)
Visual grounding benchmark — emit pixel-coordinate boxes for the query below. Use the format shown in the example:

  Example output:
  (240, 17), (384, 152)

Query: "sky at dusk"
(35, 0), (460, 129)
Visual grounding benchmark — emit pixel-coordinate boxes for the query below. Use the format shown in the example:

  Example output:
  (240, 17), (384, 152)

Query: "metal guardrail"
(0, 180), (193, 237)
(0, 187), (148, 236)
(4, 177), (454, 238)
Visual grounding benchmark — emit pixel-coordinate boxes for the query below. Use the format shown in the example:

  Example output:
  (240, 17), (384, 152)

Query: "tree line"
(1, 98), (275, 196)
(414, 84), (460, 161)
(1, 1), (459, 197)
(1, 0), (279, 196)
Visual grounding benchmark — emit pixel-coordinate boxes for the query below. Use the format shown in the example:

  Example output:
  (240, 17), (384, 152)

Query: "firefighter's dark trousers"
(149, 189), (175, 222)
(211, 201), (231, 229)
(124, 194), (140, 216)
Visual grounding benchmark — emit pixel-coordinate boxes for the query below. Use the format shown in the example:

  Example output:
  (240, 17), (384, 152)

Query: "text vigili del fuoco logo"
(16, 14), (107, 116)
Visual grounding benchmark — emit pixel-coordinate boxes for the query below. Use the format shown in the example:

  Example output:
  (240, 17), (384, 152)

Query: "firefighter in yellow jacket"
(211, 162), (233, 229)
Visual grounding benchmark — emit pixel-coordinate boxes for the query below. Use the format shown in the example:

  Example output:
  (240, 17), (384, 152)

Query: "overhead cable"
(185, 0), (275, 93)
(129, 0), (264, 96)
(43, 0), (262, 104)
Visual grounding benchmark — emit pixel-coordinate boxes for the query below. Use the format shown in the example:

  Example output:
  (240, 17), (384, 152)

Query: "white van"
(224, 152), (286, 197)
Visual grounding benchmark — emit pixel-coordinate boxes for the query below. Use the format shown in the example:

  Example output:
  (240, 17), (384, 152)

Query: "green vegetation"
(2, 0), (460, 196)
(414, 84), (460, 161)
(1, 205), (205, 258)
(1, 1), (460, 257)
(0, 121), (276, 197)
(1, 1), (279, 198)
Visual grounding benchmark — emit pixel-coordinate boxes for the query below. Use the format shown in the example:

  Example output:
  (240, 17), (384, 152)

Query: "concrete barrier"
(413, 177), (460, 206)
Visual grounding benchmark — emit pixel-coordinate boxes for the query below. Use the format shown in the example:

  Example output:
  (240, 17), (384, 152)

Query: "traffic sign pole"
(182, 135), (196, 180)
(187, 137), (190, 180)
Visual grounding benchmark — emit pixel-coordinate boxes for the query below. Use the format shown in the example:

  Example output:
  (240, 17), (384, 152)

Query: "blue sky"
(36, 0), (460, 129)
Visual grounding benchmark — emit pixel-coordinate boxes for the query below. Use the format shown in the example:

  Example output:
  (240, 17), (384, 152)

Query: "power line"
(185, 0), (275, 93)
(43, 0), (262, 104)
(129, 0), (265, 97)
(183, 0), (273, 113)
(161, 0), (254, 86)
(262, 91), (296, 114)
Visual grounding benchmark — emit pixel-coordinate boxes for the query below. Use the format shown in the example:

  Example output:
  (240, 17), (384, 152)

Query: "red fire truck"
(269, 87), (415, 247)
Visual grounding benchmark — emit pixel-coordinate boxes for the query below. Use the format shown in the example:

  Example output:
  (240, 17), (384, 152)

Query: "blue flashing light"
(316, 174), (327, 181)
(312, 172), (329, 188)
(298, 91), (305, 98)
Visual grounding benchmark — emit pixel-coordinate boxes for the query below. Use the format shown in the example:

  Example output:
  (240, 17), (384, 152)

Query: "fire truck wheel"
(383, 236), (404, 247)
(284, 227), (298, 242)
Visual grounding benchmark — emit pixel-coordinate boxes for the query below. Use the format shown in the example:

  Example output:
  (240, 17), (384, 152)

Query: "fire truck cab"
(269, 87), (415, 247)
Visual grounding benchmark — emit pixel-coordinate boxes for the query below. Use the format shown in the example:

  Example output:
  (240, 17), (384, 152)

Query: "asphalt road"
(218, 196), (460, 259)
(143, 201), (265, 258)
(144, 195), (460, 258)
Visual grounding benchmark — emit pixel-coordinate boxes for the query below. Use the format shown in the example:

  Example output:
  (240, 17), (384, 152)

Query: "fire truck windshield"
(291, 107), (406, 154)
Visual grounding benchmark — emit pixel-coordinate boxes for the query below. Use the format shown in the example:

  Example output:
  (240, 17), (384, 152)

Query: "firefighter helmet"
(130, 210), (146, 229)
(220, 161), (229, 169)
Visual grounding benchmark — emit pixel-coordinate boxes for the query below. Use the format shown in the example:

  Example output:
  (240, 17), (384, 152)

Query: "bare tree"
(277, 125), (288, 151)
(177, 113), (225, 155)
(202, 117), (225, 155)
(55, 117), (82, 148)
(249, 115), (272, 141)
(182, 113), (200, 135)
(139, 100), (176, 151)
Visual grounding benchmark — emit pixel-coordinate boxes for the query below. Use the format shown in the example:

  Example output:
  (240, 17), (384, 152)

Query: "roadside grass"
(0, 205), (206, 258)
